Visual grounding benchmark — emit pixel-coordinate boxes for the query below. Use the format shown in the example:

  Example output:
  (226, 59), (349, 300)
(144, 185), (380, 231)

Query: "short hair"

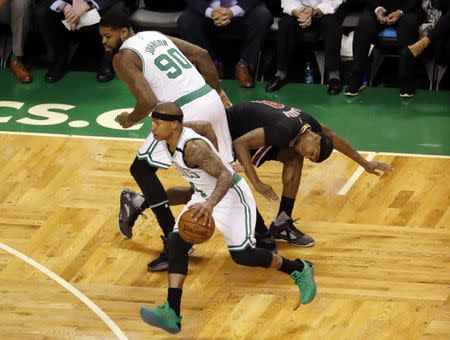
(315, 132), (333, 163)
(99, 7), (132, 30)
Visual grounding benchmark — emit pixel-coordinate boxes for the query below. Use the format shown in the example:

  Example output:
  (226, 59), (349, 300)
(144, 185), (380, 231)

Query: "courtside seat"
(131, 9), (181, 34)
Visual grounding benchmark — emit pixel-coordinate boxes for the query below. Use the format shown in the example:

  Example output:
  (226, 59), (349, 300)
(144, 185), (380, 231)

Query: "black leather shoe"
(327, 78), (342, 95)
(45, 62), (67, 83)
(96, 63), (114, 82)
(265, 76), (287, 92)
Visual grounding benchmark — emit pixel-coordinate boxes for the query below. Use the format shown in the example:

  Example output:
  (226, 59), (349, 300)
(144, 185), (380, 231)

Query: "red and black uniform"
(226, 100), (322, 166)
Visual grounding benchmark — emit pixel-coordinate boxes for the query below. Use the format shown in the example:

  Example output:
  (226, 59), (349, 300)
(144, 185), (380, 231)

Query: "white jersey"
(169, 128), (256, 251)
(120, 31), (206, 103)
(164, 128), (238, 197)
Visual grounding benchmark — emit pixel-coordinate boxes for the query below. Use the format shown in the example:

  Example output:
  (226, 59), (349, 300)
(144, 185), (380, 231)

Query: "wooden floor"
(0, 134), (449, 340)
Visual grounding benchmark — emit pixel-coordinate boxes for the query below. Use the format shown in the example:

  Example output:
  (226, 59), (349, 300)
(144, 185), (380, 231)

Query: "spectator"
(265, 0), (346, 95)
(345, 0), (424, 98)
(406, 0), (449, 64)
(177, 0), (273, 88)
(0, 0), (33, 83)
(35, 0), (124, 83)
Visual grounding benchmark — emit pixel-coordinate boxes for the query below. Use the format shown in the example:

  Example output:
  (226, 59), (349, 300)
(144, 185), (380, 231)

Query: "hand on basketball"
(363, 160), (393, 176)
(189, 202), (214, 227)
(116, 112), (134, 128)
(254, 181), (279, 201)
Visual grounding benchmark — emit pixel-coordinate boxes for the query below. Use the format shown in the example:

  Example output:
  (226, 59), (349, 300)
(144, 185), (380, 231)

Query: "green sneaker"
(139, 301), (182, 334)
(290, 260), (317, 308)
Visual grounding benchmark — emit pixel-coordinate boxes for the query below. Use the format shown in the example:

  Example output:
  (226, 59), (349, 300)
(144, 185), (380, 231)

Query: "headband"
(152, 110), (183, 122)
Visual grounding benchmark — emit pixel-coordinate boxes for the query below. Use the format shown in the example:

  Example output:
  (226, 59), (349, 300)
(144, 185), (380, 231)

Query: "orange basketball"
(178, 208), (215, 244)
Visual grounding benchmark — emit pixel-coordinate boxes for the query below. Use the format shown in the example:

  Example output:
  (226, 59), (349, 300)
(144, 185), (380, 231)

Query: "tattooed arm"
(184, 139), (232, 226)
(183, 121), (218, 150)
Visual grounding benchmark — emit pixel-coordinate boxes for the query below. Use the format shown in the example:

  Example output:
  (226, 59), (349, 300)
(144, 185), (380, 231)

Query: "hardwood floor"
(0, 134), (449, 339)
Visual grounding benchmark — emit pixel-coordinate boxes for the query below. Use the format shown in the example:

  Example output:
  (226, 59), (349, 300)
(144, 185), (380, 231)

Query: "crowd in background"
(0, 0), (449, 97)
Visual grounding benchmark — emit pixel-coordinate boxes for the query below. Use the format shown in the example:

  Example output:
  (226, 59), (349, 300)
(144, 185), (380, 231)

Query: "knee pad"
(130, 157), (157, 178)
(229, 247), (272, 268)
(168, 232), (192, 275)
(130, 157), (167, 207)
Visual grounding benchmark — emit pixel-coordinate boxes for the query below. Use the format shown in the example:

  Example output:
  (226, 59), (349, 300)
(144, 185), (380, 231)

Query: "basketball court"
(0, 69), (449, 339)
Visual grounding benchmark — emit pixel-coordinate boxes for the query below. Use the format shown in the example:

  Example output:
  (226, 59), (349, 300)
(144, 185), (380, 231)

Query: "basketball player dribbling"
(99, 9), (234, 270)
(138, 102), (317, 334)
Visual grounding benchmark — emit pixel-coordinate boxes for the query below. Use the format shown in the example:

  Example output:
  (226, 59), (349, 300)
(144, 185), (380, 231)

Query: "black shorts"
(250, 146), (280, 167)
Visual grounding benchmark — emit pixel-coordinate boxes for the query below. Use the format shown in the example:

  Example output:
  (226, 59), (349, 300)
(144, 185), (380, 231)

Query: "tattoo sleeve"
(184, 140), (232, 207)
(183, 121), (219, 150)
(113, 51), (157, 123)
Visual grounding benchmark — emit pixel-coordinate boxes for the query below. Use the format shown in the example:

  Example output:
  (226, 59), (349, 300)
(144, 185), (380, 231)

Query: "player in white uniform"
(99, 10), (234, 270)
(138, 102), (316, 334)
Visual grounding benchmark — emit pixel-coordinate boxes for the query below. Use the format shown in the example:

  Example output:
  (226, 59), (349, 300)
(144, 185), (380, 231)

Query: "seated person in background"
(407, 0), (449, 64)
(265, 0), (346, 95)
(0, 0), (32, 83)
(345, 0), (424, 98)
(177, 0), (273, 88)
(35, 0), (125, 83)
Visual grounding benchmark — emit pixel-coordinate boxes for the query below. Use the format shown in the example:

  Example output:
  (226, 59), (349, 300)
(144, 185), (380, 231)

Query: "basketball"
(178, 208), (215, 244)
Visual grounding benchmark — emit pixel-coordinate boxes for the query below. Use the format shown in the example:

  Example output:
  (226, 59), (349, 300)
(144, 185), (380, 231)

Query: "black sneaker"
(118, 189), (146, 239)
(147, 235), (195, 272)
(344, 78), (364, 96)
(400, 88), (416, 98)
(269, 211), (315, 247)
(148, 235), (169, 272)
(255, 231), (278, 254)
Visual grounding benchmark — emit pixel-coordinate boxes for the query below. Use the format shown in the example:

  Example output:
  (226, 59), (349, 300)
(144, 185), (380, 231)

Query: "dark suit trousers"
(177, 4), (273, 66)
(429, 11), (450, 63)
(351, 9), (420, 85)
(276, 13), (342, 73)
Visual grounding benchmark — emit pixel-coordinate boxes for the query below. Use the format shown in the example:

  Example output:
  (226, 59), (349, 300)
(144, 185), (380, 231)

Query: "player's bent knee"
(229, 247), (272, 268)
(130, 157), (157, 178)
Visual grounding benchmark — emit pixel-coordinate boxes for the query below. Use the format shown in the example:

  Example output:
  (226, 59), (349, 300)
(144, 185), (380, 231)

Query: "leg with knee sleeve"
(130, 157), (175, 237)
(229, 246), (317, 306)
(168, 232), (192, 275)
(229, 246), (274, 268)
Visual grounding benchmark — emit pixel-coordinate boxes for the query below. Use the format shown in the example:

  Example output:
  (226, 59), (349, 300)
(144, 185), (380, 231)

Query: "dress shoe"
(235, 63), (255, 88)
(327, 78), (342, 95)
(10, 58), (32, 83)
(265, 76), (287, 92)
(45, 62), (67, 83)
(97, 62), (115, 82)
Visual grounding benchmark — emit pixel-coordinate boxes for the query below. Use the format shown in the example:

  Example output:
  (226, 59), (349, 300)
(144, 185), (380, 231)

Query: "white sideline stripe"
(1, 130), (449, 159)
(0, 241), (128, 340)
(0, 130), (144, 142)
(338, 152), (376, 196)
